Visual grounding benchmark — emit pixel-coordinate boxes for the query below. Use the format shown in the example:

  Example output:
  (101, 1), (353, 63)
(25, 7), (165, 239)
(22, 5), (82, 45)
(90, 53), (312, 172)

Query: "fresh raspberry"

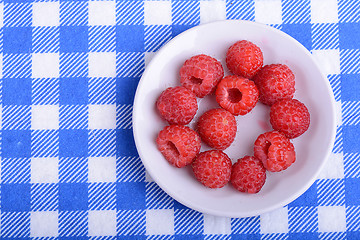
(157, 125), (201, 168)
(192, 150), (232, 188)
(253, 64), (295, 106)
(254, 131), (296, 172)
(180, 54), (224, 98)
(156, 86), (198, 125)
(270, 98), (310, 139)
(215, 75), (259, 116)
(231, 156), (266, 194)
(197, 108), (237, 150)
(226, 40), (263, 79)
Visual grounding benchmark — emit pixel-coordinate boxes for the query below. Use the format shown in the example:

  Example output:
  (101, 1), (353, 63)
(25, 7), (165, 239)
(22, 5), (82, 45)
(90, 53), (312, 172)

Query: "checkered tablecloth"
(0, 0), (359, 239)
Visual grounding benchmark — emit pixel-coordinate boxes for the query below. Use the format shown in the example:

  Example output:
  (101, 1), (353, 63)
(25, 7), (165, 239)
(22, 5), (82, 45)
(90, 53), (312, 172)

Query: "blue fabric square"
(312, 23), (339, 50)
(32, 78), (59, 105)
(59, 157), (88, 183)
(60, 1), (88, 26)
(281, 23), (312, 50)
(174, 209), (203, 234)
(116, 26), (144, 52)
(339, 23), (360, 49)
(317, 179), (345, 206)
(343, 126), (360, 153)
(59, 77), (88, 105)
(89, 78), (116, 104)
(174, 199), (191, 210)
(2, 105), (31, 130)
(116, 52), (144, 77)
(60, 105), (88, 129)
(226, 0), (254, 21)
(117, 237), (146, 240)
(338, 0), (360, 22)
(341, 74), (360, 101)
(0, 212), (30, 238)
(145, 182), (173, 209)
(345, 178), (360, 205)
(116, 77), (139, 104)
(116, 182), (145, 209)
(59, 130), (88, 157)
(31, 130), (59, 157)
(32, 27), (60, 53)
(116, 1), (144, 25)
(288, 207), (317, 232)
(282, 0), (310, 24)
(116, 210), (146, 235)
(116, 156), (145, 182)
(60, 53), (88, 77)
(172, 1), (200, 25)
(88, 130), (116, 157)
(2, 158), (30, 183)
(1, 183), (31, 211)
(2, 130), (31, 158)
(340, 49), (360, 74)
(89, 26), (116, 52)
(3, 27), (32, 53)
(59, 183), (88, 210)
(231, 216), (260, 234)
(4, 3), (32, 27)
(88, 182), (116, 210)
(3, 54), (32, 78)
(288, 233), (318, 240)
(31, 183), (58, 211)
(60, 26), (88, 53)
(144, 25), (172, 52)
(174, 235), (204, 240)
(59, 211), (88, 237)
(116, 129), (138, 156)
(288, 182), (317, 207)
(2, 78), (32, 105)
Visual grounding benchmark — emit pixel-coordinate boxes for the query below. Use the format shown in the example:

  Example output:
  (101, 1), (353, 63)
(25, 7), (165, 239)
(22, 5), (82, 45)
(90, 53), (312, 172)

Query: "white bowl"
(132, 20), (336, 218)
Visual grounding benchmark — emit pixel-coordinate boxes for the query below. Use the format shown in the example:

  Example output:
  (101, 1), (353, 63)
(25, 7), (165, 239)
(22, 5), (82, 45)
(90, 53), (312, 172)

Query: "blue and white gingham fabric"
(0, 0), (359, 239)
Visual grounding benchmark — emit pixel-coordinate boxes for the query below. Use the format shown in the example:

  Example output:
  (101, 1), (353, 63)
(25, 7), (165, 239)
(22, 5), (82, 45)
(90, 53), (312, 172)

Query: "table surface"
(0, 0), (359, 239)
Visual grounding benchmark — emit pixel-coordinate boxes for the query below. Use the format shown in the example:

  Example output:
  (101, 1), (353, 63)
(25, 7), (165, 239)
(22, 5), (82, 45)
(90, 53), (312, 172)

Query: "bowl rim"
(132, 20), (337, 217)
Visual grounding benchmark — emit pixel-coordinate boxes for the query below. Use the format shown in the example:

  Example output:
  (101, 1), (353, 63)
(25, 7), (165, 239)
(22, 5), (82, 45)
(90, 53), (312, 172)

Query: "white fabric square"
(32, 53), (60, 78)
(312, 49), (340, 75)
(88, 0), (116, 26)
(31, 157), (59, 183)
(318, 153), (344, 179)
(89, 52), (116, 78)
(88, 157), (116, 182)
(30, 211), (58, 237)
(146, 209), (174, 235)
(200, 0), (226, 24)
(255, 0), (282, 24)
(32, 2), (60, 27)
(0, 4), (3, 29)
(88, 104), (116, 129)
(203, 214), (231, 234)
(260, 207), (289, 233)
(88, 210), (117, 236)
(311, 0), (338, 23)
(318, 206), (346, 232)
(31, 105), (59, 130)
(335, 100), (342, 127)
(144, 1), (172, 25)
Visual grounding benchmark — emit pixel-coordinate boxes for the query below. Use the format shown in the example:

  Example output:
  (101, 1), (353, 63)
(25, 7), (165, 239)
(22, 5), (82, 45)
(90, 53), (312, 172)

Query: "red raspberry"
(270, 99), (310, 139)
(192, 150), (232, 188)
(180, 54), (224, 98)
(156, 86), (198, 125)
(254, 131), (296, 172)
(215, 75), (259, 116)
(226, 40), (263, 79)
(197, 108), (237, 150)
(253, 64), (295, 106)
(231, 156), (266, 194)
(156, 125), (201, 168)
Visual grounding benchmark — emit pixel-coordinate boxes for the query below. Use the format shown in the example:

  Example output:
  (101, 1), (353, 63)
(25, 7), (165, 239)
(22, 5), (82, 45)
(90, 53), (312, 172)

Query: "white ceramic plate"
(132, 20), (336, 218)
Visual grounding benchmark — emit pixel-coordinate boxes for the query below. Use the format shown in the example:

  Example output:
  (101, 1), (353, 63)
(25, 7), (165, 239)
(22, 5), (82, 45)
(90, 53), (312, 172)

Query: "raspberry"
(197, 108), (237, 150)
(231, 156), (266, 194)
(253, 64), (295, 106)
(156, 125), (201, 168)
(192, 150), (232, 188)
(180, 54), (224, 98)
(270, 99), (310, 139)
(156, 86), (198, 125)
(215, 75), (259, 116)
(226, 40), (263, 79)
(254, 131), (296, 172)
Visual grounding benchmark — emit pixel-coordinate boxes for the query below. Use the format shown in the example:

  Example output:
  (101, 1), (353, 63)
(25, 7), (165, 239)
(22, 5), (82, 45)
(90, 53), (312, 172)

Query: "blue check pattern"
(0, 0), (359, 239)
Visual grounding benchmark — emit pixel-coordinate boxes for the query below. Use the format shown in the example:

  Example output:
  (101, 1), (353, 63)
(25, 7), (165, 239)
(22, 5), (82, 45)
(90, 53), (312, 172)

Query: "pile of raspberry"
(156, 40), (310, 194)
